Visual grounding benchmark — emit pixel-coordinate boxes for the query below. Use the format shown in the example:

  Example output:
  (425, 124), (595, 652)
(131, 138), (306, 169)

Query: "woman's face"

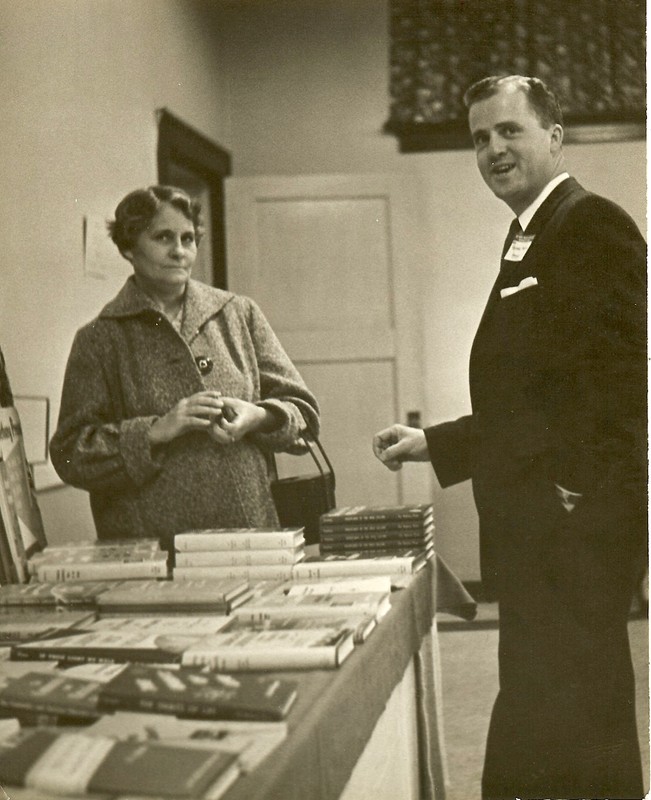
(125, 203), (198, 294)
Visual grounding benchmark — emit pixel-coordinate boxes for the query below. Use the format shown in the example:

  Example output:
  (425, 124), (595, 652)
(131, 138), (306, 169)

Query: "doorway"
(157, 109), (231, 288)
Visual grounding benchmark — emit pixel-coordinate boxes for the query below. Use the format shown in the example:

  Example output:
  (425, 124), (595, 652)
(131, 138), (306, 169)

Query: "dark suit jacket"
(424, 178), (647, 599)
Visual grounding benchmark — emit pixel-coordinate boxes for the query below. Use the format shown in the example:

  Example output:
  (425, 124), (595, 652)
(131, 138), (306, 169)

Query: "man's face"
(468, 85), (563, 215)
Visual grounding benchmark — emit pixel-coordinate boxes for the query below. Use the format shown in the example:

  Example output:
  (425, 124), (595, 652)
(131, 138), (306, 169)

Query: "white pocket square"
(500, 276), (538, 298)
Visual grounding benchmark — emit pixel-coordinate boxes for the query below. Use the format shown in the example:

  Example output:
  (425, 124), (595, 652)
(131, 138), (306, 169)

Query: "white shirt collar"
(518, 173), (570, 232)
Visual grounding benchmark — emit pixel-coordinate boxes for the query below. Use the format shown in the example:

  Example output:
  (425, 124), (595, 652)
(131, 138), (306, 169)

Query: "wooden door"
(225, 173), (430, 507)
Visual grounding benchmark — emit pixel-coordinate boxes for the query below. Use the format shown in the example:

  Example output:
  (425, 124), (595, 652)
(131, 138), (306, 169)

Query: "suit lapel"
(473, 178), (586, 339)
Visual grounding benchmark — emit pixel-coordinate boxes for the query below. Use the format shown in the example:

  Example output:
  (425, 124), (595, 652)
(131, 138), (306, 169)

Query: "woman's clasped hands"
(148, 390), (273, 447)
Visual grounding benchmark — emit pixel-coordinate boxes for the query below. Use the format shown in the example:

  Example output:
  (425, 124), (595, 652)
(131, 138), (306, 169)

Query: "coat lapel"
(99, 277), (235, 344)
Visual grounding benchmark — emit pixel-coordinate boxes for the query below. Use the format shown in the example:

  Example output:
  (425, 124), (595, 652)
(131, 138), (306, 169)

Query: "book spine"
(175, 549), (301, 567)
(34, 560), (169, 583)
(292, 560), (413, 580)
(320, 521), (433, 534)
(175, 532), (302, 551)
(181, 647), (338, 671)
(0, 707), (98, 726)
(234, 604), (379, 623)
(322, 513), (432, 525)
(173, 564), (294, 581)
(97, 692), (283, 722)
(10, 648), (177, 666)
(320, 535), (433, 548)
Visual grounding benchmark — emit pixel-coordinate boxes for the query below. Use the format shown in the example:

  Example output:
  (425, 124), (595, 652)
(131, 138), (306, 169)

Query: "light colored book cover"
(34, 552), (169, 583)
(173, 564), (294, 582)
(178, 626), (355, 670)
(291, 549), (431, 580)
(174, 528), (304, 552)
(86, 710), (287, 773)
(88, 616), (231, 637)
(234, 587), (391, 623)
(175, 547), (304, 568)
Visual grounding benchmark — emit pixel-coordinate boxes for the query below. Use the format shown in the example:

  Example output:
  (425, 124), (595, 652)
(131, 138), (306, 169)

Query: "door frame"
(157, 109), (232, 288)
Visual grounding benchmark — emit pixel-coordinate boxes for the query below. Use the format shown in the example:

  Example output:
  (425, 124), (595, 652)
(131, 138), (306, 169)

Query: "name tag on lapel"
(504, 233), (535, 262)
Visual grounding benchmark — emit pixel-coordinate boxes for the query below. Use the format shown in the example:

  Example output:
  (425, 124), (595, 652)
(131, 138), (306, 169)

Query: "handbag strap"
(271, 408), (336, 489)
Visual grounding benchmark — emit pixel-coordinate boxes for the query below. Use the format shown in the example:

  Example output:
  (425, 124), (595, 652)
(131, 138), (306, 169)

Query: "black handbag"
(270, 421), (336, 546)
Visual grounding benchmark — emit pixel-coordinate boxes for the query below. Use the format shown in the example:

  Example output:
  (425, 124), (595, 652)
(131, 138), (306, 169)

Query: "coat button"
(195, 356), (213, 375)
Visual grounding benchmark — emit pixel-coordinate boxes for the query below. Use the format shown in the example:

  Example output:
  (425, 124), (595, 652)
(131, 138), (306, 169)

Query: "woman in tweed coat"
(50, 186), (319, 549)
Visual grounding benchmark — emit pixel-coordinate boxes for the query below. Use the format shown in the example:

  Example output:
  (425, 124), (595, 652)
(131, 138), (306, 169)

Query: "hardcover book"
(0, 609), (96, 645)
(233, 586), (391, 623)
(178, 626), (356, 671)
(224, 613), (377, 644)
(320, 532), (434, 552)
(0, 669), (105, 725)
(98, 663), (298, 721)
(86, 710), (288, 772)
(173, 564), (294, 582)
(174, 528), (305, 552)
(291, 549), (432, 580)
(175, 547), (304, 568)
(319, 519), (434, 535)
(0, 580), (126, 608)
(0, 729), (240, 798)
(286, 575), (392, 594)
(10, 629), (187, 665)
(32, 550), (169, 583)
(28, 538), (162, 568)
(96, 577), (251, 614)
(320, 504), (434, 524)
(87, 615), (232, 637)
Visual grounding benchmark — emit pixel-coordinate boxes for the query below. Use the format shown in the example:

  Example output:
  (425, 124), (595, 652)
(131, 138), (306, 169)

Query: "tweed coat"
(425, 178), (647, 798)
(50, 277), (320, 548)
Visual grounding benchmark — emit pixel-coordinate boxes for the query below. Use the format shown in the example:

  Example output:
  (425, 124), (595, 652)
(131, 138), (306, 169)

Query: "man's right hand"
(372, 424), (429, 471)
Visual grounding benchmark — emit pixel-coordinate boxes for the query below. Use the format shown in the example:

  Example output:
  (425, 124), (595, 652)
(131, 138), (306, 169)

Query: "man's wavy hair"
(108, 185), (204, 257)
(463, 75), (563, 129)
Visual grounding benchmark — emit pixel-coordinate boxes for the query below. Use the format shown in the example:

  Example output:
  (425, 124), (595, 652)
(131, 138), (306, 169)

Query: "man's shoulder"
(552, 182), (645, 245)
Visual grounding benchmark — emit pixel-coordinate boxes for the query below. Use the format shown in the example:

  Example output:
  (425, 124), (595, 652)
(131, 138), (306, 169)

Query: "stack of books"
(96, 576), (253, 615)
(0, 728), (242, 799)
(319, 504), (435, 555)
(27, 539), (169, 583)
(9, 614), (234, 666)
(231, 575), (393, 646)
(285, 504), (436, 584)
(172, 528), (306, 583)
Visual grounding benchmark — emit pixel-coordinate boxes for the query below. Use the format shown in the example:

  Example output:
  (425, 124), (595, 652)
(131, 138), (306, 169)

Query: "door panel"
(226, 173), (431, 507)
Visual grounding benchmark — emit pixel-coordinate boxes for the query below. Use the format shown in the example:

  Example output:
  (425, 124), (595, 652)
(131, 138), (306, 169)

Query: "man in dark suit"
(373, 75), (647, 799)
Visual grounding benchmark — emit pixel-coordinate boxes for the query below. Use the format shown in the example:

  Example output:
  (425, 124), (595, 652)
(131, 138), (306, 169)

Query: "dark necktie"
(500, 217), (522, 269)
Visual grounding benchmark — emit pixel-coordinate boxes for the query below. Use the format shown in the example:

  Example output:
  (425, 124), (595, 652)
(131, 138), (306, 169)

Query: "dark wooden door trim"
(157, 109), (232, 288)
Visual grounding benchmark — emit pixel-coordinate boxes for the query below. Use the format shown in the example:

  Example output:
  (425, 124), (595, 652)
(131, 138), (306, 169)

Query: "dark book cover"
(320, 504), (434, 524)
(10, 629), (182, 665)
(98, 663), (298, 721)
(0, 729), (241, 798)
(320, 517), (434, 534)
(320, 531), (434, 549)
(0, 670), (103, 725)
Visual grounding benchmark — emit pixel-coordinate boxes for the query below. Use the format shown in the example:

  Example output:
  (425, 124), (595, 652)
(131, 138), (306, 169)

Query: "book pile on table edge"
(172, 527), (306, 583)
(26, 539), (170, 583)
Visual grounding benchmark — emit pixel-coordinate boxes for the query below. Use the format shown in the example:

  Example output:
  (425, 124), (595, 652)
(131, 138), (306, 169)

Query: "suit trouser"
(479, 478), (645, 800)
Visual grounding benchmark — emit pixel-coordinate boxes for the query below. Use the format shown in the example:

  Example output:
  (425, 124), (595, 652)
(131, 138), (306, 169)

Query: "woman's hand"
(149, 390), (225, 445)
(208, 398), (278, 444)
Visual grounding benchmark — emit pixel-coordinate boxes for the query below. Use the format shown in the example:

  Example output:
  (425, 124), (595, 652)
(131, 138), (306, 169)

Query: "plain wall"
(2, 0), (645, 579)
